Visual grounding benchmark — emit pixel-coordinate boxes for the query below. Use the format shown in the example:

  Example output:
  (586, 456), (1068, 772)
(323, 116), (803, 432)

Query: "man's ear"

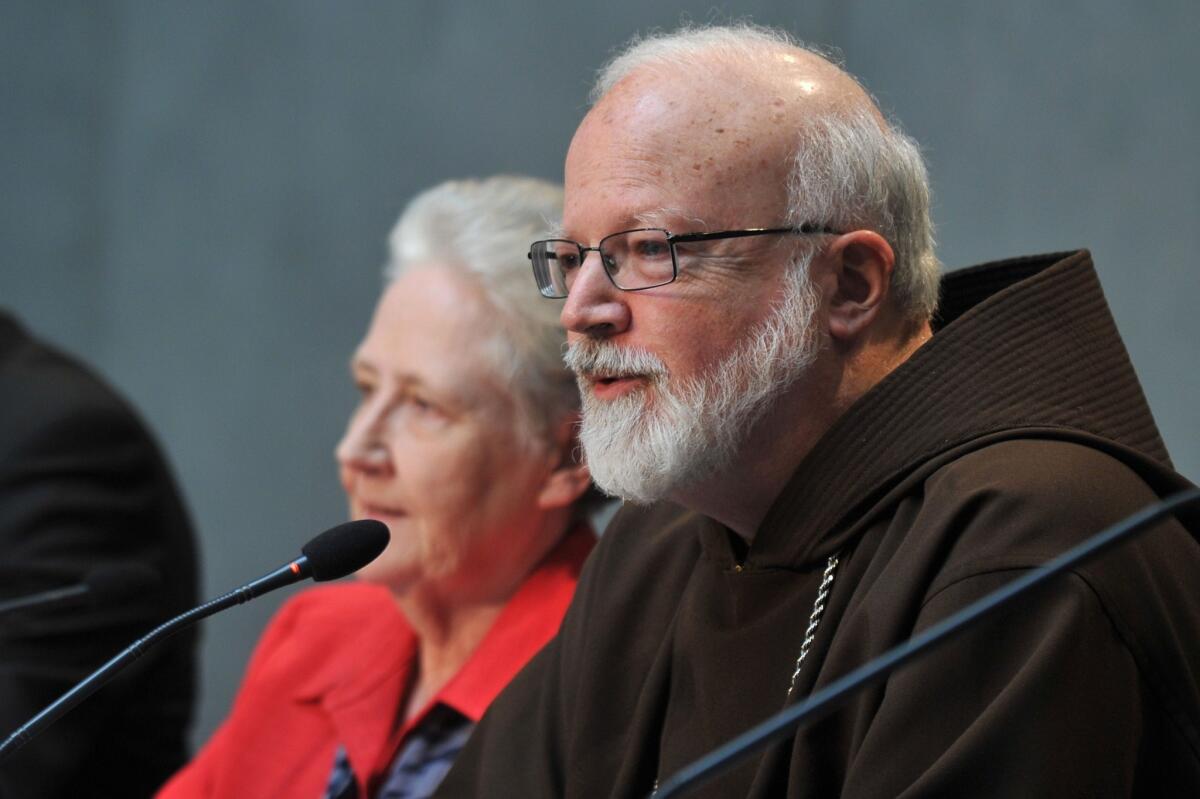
(822, 230), (895, 342)
(536, 412), (592, 511)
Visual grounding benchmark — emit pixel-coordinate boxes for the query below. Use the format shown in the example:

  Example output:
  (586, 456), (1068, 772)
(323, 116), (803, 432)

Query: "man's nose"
(560, 251), (631, 337)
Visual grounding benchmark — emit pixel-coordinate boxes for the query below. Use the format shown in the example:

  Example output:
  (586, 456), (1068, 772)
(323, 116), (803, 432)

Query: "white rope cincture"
(787, 552), (841, 698)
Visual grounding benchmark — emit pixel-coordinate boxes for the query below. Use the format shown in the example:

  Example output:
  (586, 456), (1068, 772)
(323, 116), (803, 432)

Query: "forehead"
(562, 72), (794, 238)
(355, 267), (501, 401)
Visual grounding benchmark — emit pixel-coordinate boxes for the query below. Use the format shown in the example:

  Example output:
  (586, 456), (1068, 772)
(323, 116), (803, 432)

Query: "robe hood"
(734, 249), (1183, 569)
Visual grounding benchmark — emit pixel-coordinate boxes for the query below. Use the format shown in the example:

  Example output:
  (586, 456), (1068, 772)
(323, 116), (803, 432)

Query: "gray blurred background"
(2, 0), (1196, 750)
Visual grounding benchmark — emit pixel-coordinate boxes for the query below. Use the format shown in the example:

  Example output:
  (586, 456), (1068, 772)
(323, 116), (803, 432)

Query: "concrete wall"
(3, 0), (1196, 749)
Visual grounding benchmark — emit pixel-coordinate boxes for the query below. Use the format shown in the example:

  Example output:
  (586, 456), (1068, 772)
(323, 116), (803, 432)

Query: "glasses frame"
(528, 223), (840, 298)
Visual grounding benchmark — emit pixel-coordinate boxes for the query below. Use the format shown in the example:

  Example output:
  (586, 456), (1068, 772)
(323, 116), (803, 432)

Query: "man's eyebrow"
(634, 208), (709, 231)
(551, 209), (710, 240)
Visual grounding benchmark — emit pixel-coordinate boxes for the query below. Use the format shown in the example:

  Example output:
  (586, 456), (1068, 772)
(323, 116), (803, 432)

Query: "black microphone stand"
(654, 487), (1200, 798)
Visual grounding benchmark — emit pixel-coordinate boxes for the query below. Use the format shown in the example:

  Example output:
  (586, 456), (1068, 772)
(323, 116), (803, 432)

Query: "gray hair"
(384, 176), (577, 444)
(593, 24), (941, 323)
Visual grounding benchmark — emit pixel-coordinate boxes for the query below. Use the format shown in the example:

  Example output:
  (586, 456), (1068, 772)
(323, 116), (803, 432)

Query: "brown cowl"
(741, 248), (1185, 570)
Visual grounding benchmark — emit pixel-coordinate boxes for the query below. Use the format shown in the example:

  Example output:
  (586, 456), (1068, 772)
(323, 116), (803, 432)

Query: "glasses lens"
(530, 240), (579, 298)
(601, 229), (675, 290)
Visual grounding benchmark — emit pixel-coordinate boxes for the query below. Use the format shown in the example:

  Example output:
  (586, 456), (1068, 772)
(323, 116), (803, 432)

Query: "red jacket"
(158, 527), (594, 798)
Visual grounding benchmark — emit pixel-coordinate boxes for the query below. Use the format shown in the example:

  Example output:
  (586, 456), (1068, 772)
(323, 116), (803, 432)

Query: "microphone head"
(83, 563), (161, 605)
(300, 519), (389, 581)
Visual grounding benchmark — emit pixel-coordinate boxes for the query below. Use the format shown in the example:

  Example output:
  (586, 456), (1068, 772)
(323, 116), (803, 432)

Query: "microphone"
(653, 488), (1200, 798)
(0, 519), (389, 762)
(0, 564), (160, 618)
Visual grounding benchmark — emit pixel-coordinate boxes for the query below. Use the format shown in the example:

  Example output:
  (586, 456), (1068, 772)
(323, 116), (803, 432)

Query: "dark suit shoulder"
(0, 313), (198, 797)
(0, 322), (149, 460)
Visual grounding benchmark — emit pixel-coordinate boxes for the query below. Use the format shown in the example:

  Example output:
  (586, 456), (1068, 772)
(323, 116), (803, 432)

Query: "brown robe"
(437, 250), (1200, 797)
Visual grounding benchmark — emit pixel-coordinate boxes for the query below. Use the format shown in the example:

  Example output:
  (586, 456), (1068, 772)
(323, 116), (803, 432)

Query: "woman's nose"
(335, 405), (391, 473)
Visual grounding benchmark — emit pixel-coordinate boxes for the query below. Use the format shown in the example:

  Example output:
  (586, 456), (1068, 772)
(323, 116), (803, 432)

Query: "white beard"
(564, 261), (823, 504)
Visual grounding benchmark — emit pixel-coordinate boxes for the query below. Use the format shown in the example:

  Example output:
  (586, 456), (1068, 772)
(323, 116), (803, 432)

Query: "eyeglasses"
(528, 224), (839, 299)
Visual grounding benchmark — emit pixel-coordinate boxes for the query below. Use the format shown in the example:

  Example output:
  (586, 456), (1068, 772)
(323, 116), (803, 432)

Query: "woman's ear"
(823, 230), (895, 342)
(537, 412), (592, 511)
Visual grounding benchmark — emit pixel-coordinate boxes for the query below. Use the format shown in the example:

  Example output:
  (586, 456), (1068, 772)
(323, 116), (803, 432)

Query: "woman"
(159, 176), (595, 798)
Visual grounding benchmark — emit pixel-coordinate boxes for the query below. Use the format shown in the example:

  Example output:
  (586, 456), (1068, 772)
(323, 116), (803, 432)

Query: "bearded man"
(437, 25), (1200, 797)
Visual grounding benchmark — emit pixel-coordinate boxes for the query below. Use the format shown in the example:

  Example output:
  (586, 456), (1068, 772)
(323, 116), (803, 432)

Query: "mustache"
(563, 340), (668, 379)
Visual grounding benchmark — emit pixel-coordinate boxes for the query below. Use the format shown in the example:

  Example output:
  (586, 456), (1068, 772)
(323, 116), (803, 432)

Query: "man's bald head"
(592, 26), (877, 121)
(580, 25), (940, 322)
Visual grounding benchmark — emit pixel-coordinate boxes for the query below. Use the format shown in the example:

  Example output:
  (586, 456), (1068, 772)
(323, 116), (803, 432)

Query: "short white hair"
(384, 176), (577, 442)
(593, 24), (940, 323)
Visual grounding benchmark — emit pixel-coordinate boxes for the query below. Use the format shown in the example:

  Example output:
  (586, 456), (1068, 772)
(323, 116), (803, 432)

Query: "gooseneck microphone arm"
(0, 564), (160, 618)
(653, 487), (1200, 798)
(0, 519), (389, 763)
(0, 584), (90, 616)
(0, 559), (309, 762)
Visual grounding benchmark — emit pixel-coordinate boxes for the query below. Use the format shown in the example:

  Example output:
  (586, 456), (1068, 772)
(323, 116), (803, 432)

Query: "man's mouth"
(587, 373), (648, 400)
